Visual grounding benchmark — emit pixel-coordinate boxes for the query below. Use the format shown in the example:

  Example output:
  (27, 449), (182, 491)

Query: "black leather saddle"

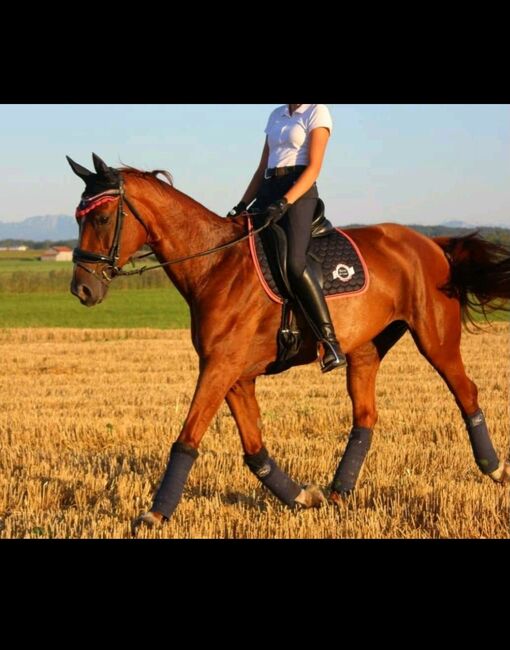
(257, 198), (336, 300)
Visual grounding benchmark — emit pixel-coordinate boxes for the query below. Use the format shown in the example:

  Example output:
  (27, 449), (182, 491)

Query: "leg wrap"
(332, 427), (373, 494)
(152, 442), (199, 519)
(244, 447), (302, 508)
(464, 409), (499, 474)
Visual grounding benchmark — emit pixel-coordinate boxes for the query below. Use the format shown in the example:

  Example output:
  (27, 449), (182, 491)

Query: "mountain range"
(0, 215), (508, 242)
(0, 215), (78, 241)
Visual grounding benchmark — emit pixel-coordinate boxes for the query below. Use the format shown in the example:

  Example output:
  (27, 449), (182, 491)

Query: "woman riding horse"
(67, 153), (510, 531)
(228, 103), (346, 372)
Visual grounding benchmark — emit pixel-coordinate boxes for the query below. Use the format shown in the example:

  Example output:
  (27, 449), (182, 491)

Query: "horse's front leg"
(133, 355), (244, 532)
(329, 342), (380, 503)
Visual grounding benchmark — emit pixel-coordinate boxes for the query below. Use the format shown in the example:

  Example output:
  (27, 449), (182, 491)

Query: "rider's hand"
(226, 201), (247, 218)
(266, 197), (290, 224)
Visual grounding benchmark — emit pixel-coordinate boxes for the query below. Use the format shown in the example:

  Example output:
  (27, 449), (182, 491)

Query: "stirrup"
(319, 338), (347, 373)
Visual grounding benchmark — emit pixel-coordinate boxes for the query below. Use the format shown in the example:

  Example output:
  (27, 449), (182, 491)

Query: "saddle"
(261, 199), (335, 299)
(248, 200), (368, 375)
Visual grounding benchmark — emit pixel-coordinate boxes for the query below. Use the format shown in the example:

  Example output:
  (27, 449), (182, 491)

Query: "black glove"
(266, 197), (289, 224)
(226, 201), (247, 218)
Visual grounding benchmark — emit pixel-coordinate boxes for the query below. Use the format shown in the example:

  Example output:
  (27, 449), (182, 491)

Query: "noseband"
(73, 178), (149, 283)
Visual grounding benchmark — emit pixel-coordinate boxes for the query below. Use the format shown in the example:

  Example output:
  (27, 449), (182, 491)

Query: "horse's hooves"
(131, 511), (164, 535)
(328, 489), (353, 506)
(295, 484), (326, 509)
(489, 460), (510, 486)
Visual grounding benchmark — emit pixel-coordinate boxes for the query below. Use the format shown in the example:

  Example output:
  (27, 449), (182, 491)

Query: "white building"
(39, 246), (73, 262)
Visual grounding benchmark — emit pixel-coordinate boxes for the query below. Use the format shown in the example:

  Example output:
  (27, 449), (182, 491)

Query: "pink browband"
(75, 191), (118, 218)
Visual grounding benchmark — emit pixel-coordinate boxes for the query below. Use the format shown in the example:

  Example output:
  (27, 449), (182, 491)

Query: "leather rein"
(73, 178), (270, 284)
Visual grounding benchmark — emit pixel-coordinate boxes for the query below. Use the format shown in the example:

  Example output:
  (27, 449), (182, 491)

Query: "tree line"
(1, 225), (509, 250)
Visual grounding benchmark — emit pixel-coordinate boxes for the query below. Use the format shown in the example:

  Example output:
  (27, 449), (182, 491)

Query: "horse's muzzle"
(70, 274), (106, 307)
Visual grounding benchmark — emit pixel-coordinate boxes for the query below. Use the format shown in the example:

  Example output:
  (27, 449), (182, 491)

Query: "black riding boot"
(290, 265), (347, 372)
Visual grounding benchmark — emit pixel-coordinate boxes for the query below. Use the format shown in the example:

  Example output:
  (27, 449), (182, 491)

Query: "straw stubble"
(0, 325), (508, 538)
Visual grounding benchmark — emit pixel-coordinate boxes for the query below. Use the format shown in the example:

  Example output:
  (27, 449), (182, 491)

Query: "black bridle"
(73, 178), (271, 284)
(73, 178), (151, 283)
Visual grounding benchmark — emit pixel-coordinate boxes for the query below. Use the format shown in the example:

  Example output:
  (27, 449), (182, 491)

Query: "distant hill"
(343, 224), (510, 247)
(0, 215), (77, 241)
(406, 224), (510, 246)
(441, 219), (509, 229)
(0, 214), (509, 248)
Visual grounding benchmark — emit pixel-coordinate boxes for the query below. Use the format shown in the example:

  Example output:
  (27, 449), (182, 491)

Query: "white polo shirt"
(264, 104), (333, 168)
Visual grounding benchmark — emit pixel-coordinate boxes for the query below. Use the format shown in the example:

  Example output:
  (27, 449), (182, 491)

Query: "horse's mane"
(117, 165), (174, 198)
(115, 164), (224, 223)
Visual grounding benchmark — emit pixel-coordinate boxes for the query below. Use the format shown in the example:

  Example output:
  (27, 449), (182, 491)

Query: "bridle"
(73, 177), (152, 283)
(73, 177), (271, 284)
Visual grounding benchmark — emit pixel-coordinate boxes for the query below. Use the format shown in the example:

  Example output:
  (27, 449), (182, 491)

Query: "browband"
(75, 190), (119, 218)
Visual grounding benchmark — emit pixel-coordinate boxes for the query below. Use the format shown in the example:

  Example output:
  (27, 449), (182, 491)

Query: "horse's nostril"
(80, 284), (92, 298)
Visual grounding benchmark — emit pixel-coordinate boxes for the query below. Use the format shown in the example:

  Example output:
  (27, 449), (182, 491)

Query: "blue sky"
(0, 104), (508, 226)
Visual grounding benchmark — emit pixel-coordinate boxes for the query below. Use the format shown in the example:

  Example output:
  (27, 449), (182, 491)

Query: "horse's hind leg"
(225, 378), (325, 508)
(409, 310), (509, 484)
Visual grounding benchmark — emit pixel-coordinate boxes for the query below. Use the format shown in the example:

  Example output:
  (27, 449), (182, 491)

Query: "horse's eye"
(96, 214), (111, 225)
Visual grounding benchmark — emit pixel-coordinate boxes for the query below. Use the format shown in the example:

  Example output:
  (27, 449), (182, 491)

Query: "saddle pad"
(248, 215), (369, 304)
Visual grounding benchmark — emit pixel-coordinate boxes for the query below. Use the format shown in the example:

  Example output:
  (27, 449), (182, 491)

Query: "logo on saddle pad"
(332, 263), (355, 283)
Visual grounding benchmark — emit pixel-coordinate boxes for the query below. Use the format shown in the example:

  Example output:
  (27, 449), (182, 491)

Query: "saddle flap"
(261, 223), (294, 298)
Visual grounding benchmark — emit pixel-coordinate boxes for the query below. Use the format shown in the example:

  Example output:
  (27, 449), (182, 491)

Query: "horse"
(67, 153), (510, 531)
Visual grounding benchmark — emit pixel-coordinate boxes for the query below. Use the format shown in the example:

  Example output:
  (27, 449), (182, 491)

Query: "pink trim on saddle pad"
(248, 215), (282, 304)
(247, 215), (370, 305)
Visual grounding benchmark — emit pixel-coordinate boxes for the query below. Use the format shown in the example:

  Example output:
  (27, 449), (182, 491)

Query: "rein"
(73, 179), (270, 283)
(117, 217), (269, 277)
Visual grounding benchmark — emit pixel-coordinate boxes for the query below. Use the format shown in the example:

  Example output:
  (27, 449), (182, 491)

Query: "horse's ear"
(66, 156), (93, 181)
(92, 153), (110, 176)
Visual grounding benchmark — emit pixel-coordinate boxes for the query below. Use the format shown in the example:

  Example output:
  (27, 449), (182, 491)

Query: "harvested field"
(0, 325), (508, 538)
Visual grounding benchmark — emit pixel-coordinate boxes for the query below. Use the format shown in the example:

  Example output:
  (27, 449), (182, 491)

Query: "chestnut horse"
(67, 154), (510, 531)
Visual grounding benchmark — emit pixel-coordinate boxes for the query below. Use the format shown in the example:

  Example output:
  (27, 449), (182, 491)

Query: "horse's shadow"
(185, 485), (269, 512)
(332, 481), (446, 536)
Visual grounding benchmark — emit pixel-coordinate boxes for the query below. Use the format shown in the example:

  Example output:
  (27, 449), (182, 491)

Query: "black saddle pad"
(248, 215), (369, 303)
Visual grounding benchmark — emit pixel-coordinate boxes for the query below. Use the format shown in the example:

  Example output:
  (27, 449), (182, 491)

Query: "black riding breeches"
(250, 171), (319, 280)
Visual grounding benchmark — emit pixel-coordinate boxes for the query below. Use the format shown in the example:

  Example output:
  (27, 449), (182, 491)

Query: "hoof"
(489, 460), (510, 486)
(295, 484), (326, 509)
(131, 511), (165, 535)
(328, 489), (353, 505)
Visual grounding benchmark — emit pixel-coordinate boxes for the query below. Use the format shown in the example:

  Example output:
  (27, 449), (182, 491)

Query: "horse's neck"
(145, 186), (242, 302)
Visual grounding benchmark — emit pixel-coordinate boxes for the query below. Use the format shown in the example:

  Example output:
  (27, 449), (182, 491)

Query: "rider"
(227, 103), (347, 372)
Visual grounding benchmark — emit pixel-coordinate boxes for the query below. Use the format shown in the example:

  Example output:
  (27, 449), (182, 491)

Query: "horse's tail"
(433, 232), (510, 328)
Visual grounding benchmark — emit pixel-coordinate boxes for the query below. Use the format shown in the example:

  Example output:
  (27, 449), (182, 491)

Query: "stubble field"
(0, 324), (508, 539)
